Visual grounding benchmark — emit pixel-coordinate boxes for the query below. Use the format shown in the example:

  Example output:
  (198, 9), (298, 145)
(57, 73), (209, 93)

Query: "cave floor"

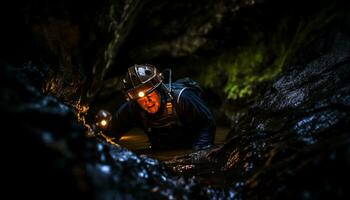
(118, 126), (230, 161)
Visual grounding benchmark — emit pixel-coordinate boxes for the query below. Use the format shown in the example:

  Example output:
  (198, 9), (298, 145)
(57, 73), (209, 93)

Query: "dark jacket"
(107, 88), (216, 150)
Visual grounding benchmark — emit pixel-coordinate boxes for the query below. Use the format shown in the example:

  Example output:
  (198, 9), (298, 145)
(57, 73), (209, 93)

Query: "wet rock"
(167, 11), (350, 200)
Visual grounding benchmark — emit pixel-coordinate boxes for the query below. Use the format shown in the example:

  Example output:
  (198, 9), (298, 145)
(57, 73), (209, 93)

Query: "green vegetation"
(199, 8), (337, 100)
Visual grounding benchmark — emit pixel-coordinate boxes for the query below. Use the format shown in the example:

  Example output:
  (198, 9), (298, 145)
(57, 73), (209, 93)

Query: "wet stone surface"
(2, 2), (350, 198)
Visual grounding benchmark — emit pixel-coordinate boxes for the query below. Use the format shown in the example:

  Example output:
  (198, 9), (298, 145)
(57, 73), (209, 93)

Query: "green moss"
(199, 8), (338, 100)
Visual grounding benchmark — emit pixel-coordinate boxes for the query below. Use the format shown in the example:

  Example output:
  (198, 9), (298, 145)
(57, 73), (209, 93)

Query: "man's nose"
(146, 96), (152, 101)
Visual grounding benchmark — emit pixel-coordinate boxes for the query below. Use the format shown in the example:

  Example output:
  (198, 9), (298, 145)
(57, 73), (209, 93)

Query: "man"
(98, 64), (215, 150)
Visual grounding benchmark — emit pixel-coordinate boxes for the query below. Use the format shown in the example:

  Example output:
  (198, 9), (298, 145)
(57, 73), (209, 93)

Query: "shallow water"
(118, 126), (230, 160)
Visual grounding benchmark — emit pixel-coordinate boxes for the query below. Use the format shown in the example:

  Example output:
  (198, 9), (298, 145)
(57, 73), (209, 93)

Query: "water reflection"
(118, 127), (230, 160)
(97, 164), (112, 174)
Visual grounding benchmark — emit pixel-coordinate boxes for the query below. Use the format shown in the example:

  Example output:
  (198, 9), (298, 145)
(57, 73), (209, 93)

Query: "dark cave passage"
(1, 0), (350, 199)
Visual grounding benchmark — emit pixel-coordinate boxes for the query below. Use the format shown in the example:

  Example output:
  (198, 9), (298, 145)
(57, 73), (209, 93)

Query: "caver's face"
(136, 90), (161, 114)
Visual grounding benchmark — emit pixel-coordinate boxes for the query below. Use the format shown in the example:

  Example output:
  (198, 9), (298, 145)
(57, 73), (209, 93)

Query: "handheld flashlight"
(95, 109), (112, 129)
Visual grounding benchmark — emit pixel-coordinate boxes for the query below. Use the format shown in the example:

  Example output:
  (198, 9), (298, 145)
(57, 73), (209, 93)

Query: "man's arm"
(176, 89), (216, 150)
(103, 101), (138, 141)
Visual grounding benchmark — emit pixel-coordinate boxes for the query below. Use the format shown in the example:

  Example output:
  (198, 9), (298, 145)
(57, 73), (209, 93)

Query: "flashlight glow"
(100, 120), (107, 126)
(138, 91), (145, 98)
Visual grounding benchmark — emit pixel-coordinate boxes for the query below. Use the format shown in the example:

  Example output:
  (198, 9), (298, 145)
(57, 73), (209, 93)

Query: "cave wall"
(167, 7), (350, 199)
(2, 0), (347, 123)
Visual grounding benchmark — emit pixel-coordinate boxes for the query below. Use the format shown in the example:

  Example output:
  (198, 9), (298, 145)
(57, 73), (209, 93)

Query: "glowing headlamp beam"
(138, 91), (145, 98)
(100, 120), (107, 126)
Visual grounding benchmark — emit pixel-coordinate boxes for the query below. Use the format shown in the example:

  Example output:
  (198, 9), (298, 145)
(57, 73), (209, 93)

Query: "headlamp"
(138, 91), (145, 98)
(126, 81), (160, 100)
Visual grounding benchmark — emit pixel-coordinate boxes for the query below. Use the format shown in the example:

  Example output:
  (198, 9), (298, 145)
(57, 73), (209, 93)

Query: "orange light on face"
(136, 90), (161, 114)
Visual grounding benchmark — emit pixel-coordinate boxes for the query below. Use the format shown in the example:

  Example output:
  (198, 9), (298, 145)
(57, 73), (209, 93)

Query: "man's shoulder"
(169, 78), (205, 102)
(177, 88), (198, 97)
(172, 88), (200, 105)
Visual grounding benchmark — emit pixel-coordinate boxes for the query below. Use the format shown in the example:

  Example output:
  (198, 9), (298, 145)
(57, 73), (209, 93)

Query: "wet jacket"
(107, 88), (216, 150)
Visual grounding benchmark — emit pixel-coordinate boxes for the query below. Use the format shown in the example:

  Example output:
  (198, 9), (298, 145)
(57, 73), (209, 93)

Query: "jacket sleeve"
(104, 101), (138, 141)
(176, 89), (216, 150)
